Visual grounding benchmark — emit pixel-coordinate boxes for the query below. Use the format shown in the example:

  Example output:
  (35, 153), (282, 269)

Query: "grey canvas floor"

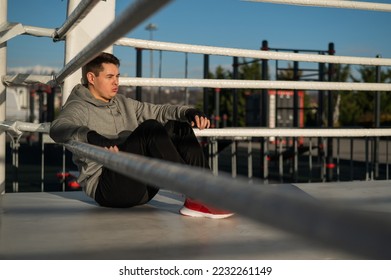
(1, 180), (391, 260)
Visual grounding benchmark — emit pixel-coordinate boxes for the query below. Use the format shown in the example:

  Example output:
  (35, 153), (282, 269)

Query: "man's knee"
(165, 120), (194, 136)
(137, 119), (167, 136)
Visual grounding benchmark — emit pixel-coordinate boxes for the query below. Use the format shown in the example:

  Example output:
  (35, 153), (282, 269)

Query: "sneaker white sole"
(179, 206), (234, 219)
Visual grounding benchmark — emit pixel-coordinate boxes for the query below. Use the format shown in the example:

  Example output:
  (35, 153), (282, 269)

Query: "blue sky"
(6, 0), (391, 79)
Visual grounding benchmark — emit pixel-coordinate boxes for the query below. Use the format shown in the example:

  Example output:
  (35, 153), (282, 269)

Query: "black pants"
(95, 120), (209, 208)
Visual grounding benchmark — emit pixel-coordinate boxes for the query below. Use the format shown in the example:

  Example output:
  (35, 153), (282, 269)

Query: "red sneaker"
(179, 198), (234, 219)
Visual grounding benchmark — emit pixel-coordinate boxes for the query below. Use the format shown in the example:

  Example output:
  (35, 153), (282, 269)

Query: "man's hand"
(185, 109), (210, 130)
(105, 146), (119, 153)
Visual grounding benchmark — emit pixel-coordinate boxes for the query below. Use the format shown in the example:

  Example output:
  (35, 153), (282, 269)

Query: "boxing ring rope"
(118, 77), (391, 92)
(115, 37), (391, 67)
(4, 75), (391, 91)
(245, 0), (391, 12)
(3, 36), (391, 87)
(3, 121), (391, 138)
(3, 37), (391, 86)
(5, 27), (391, 66)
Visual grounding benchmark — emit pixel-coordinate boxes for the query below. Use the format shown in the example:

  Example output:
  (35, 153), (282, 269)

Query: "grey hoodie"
(50, 84), (190, 198)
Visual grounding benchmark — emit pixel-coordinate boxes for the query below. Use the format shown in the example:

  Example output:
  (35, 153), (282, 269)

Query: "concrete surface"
(2, 180), (391, 260)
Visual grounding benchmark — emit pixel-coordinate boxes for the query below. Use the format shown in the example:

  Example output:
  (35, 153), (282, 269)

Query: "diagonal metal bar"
(53, 0), (101, 41)
(52, 0), (172, 86)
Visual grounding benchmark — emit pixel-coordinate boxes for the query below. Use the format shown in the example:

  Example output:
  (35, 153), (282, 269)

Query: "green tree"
(238, 58), (263, 127)
(339, 65), (391, 126)
(207, 59), (263, 127)
(330, 64), (351, 127)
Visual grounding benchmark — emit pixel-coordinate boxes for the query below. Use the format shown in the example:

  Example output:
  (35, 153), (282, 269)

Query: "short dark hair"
(82, 52), (120, 86)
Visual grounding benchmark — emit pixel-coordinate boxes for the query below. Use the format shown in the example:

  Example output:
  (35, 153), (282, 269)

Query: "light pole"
(145, 23), (157, 103)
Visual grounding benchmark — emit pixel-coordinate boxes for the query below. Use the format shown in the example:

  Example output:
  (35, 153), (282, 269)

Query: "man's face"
(87, 62), (120, 102)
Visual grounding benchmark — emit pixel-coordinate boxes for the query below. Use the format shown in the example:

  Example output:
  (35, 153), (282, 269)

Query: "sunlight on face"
(88, 63), (120, 102)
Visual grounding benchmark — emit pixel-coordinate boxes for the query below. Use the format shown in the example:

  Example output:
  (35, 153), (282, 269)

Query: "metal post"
(231, 140), (237, 178)
(248, 139), (253, 179)
(184, 52), (189, 105)
(292, 52), (299, 182)
(215, 88), (220, 128)
(293, 52), (299, 128)
(374, 55), (381, 178)
(47, 86), (55, 122)
(29, 89), (35, 123)
(145, 23), (157, 103)
(318, 56), (325, 178)
(41, 136), (45, 192)
(318, 59), (325, 126)
(260, 41), (269, 180)
(0, 0), (7, 195)
(136, 48), (143, 101)
(232, 56), (238, 127)
(38, 88), (44, 144)
(158, 50), (162, 103)
(62, 0), (115, 104)
(326, 42), (335, 182)
(203, 54), (209, 116)
(260, 40), (269, 128)
(11, 138), (19, 192)
(262, 137), (269, 183)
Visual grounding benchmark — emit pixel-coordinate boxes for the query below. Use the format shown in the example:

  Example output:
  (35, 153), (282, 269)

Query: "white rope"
(53, 0), (172, 86)
(194, 128), (391, 138)
(116, 37), (391, 67)
(4, 26), (391, 67)
(244, 0), (391, 12)
(119, 77), (391, 92)
(3, 74), (390, 91)
(4, 25), (390, 66)
(2, 121), (391, 138)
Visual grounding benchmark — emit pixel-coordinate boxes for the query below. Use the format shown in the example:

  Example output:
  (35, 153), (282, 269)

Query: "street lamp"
(145, 23), (157, 103)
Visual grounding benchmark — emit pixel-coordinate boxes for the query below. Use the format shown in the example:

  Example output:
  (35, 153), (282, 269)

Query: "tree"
(238, 58), (263, 126)
(207, 59), (263, 127)
(339, 65), (391, 126)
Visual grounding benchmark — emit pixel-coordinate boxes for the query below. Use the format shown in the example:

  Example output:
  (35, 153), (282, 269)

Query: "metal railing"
(206, 136), (390, 182)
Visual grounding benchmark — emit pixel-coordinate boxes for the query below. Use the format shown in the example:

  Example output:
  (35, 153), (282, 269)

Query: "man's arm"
(130, 98), (209, 129)
(49, 101), (90, 143)
(185, 108), (210, 130)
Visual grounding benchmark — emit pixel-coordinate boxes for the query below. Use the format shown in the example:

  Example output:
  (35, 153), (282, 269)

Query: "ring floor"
(1, 180), (391, 260)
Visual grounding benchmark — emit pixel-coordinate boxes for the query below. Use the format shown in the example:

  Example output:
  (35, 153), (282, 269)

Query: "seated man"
(50, 52), (233, 219)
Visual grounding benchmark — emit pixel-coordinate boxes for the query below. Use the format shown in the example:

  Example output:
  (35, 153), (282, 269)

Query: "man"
(50, 52), (233, 219)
